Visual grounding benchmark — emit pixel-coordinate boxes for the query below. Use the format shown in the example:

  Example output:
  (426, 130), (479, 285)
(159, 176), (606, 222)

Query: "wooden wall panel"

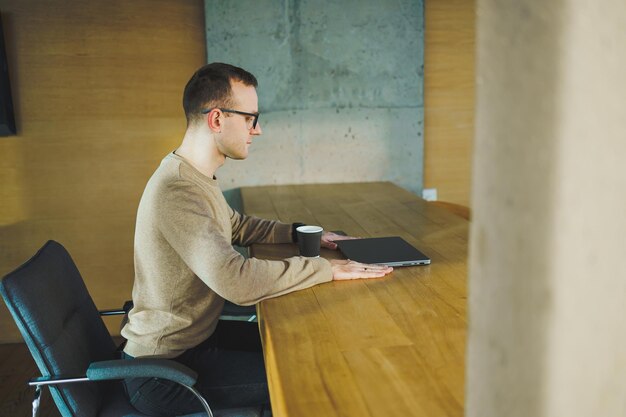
(0, 0), (206, 342)
(424, 0), (476, 207)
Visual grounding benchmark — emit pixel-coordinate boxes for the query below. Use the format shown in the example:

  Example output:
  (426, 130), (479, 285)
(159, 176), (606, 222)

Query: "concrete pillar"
(467, 1), (626, 416)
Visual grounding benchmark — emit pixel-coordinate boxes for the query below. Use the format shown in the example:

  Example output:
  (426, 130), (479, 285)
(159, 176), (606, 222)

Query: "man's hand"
(321, 231), (358, 250)
(330, 259), (393, 280)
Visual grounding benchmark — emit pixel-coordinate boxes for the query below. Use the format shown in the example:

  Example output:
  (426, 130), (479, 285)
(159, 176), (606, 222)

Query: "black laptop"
(336, 236), (431, 267)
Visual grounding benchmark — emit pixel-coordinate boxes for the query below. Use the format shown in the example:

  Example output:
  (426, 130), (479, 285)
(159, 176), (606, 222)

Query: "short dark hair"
(183, 63), (258, 125)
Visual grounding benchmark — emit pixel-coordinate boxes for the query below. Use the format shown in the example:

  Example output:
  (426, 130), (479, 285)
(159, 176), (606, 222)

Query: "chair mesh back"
(0, 240), (117, 417)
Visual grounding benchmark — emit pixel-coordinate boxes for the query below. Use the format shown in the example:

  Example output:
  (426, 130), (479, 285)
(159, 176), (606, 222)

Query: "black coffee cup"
(296, 225), (323, 257)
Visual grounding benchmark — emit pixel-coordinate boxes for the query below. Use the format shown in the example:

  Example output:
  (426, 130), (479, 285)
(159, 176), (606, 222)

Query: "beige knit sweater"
(122, 153), (332, 358)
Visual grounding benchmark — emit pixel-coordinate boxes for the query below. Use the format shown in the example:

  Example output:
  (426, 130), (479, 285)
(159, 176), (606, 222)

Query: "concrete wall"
(467, 0), (626, 416)
(205, 0), (424, 196)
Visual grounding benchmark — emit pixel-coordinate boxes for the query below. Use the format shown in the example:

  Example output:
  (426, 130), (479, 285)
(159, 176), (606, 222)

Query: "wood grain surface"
(424, 0), (476, 207)
(242, 182), (468, 417)
(0, 0), (206, 342)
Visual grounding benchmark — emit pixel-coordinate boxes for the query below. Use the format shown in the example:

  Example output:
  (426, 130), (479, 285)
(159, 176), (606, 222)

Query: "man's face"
(215, 81), (262, 160)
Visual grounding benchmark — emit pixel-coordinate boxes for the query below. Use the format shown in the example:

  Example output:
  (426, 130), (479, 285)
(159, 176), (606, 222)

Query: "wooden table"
(241, 182), (468, 417)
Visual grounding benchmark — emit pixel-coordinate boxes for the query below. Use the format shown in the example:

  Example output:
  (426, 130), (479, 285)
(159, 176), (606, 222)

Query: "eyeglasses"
(202, 108), (260, 130)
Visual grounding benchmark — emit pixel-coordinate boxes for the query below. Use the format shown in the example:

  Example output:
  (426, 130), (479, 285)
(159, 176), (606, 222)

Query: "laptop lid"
(336, 236), (431, 267)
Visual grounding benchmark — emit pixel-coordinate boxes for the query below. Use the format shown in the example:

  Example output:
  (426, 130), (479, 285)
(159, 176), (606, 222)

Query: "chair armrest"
(99, 300), (134, 316)
(86, 358), (198, 387)
(30, 360), (212, 416)
(99, 309), (126, 316)
(29, 375), (90, 386)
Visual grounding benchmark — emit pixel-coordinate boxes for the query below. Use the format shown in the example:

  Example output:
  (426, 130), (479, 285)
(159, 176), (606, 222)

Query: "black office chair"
(107, 300), (258, 324)
(0, 240), (262, 417)
(105, 299), (258, 333)
(220, 301), (257, 322)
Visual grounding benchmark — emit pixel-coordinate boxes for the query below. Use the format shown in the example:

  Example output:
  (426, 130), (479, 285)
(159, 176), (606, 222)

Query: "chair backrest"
(0, 240), (117, 417)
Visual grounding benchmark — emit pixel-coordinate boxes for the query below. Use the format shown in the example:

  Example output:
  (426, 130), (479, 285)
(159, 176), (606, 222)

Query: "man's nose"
(252, 123), (262, 135)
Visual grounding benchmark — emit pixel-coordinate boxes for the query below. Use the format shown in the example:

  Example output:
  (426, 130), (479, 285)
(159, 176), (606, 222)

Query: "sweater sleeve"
(229, 206), (293, 246)
(158, 182), (333, 305)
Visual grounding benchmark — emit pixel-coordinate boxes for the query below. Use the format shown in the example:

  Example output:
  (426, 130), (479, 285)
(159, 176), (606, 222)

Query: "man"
(121, 63), (393, 416)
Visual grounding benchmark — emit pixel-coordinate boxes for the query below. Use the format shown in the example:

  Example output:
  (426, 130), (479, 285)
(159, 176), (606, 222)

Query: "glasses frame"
(202, 108), (260, 130)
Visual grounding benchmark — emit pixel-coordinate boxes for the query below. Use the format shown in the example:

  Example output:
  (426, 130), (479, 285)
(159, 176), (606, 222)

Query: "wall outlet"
(422, 188), (438, 201)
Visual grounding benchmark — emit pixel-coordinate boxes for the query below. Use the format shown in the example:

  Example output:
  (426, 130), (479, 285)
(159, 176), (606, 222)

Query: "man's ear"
(206, 109), (222, 132)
